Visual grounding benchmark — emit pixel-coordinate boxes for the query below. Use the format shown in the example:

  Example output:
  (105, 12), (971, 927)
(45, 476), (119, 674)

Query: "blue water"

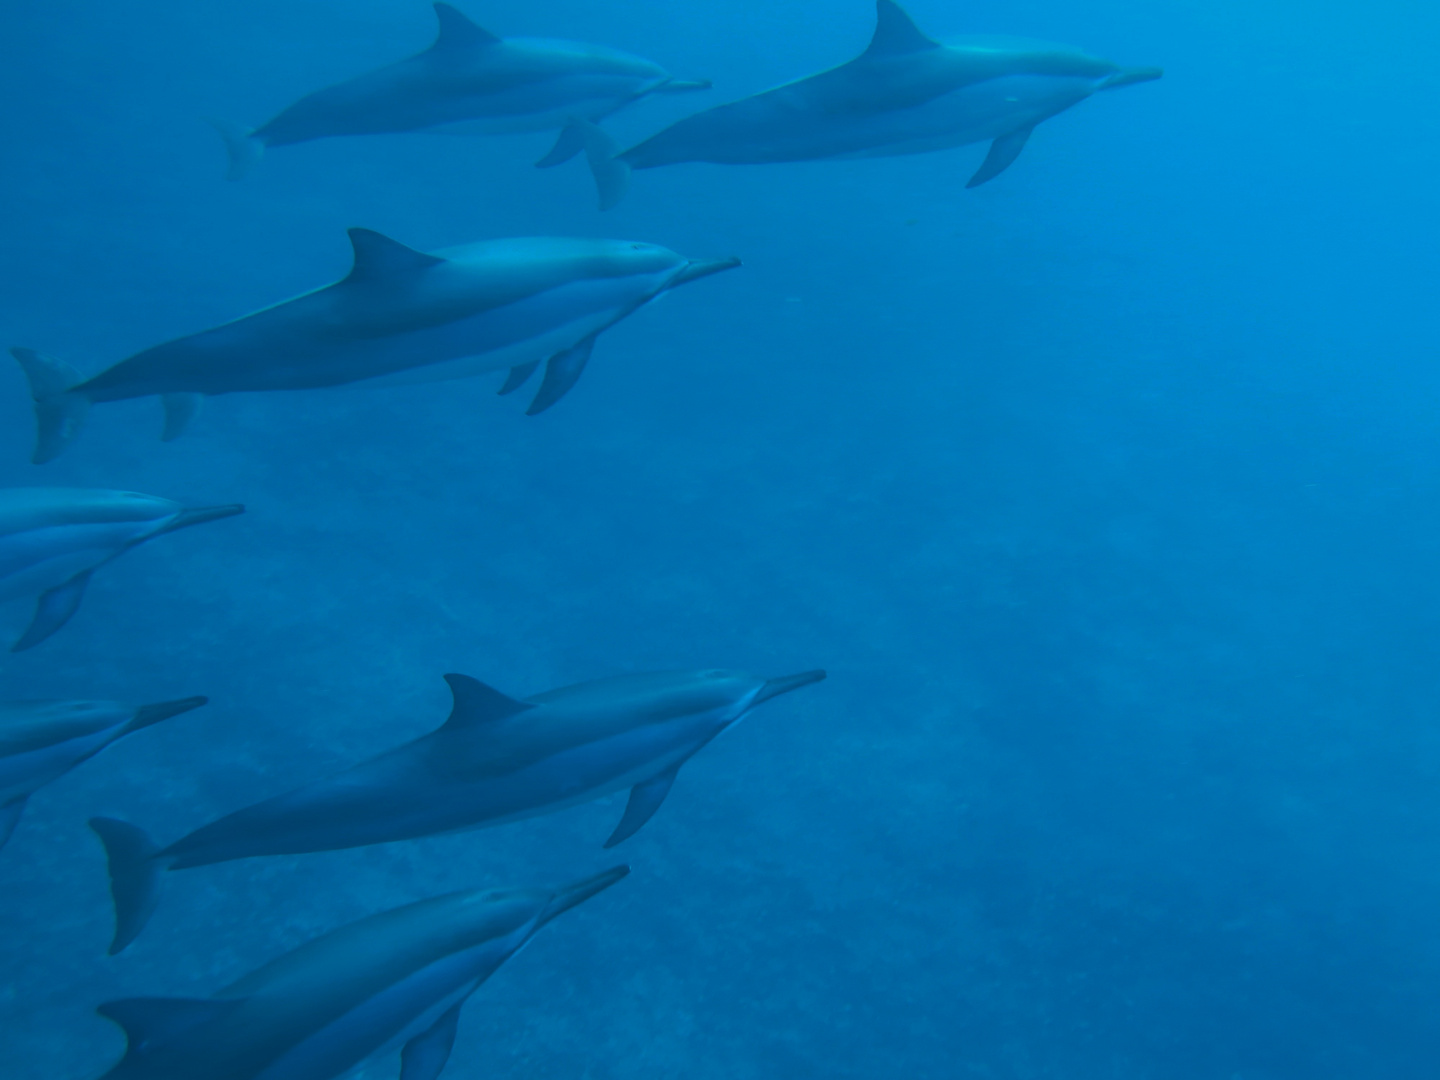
(2, 0), (1439, 1077)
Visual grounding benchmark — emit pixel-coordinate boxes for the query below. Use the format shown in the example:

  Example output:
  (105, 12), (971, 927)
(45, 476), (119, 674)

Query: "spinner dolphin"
(578, 0), (1162, 208)
(12, 230), (739, 462)
(212, 2), (709, 179)
(93, 667), (824, 952)
(0, 488), (243, 651)
(91, 867), (628, 1080)
(0, 696), (205, 850)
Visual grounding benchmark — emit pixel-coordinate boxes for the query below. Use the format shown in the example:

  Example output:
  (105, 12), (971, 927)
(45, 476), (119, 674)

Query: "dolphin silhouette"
(11, 230), (740, 463)
(211, 2), (709, 179)
(0, 696), (206, 851)
(578, 0), (1162, 208)
(92, 667), (824, 953)
(0, 489), (243, 651)
(91, 866), (628, 1080)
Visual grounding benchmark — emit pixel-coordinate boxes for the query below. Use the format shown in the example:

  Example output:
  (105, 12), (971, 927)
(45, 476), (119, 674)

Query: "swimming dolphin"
(11, 230), (739, 463)
(92, 667), (824, 953)
(0, 488), (243, 651)
(92, 865), (628, 1080)
(211, 2), (709, 179)
(578, 0), (1162, 208)
(0, 696), (206, 851)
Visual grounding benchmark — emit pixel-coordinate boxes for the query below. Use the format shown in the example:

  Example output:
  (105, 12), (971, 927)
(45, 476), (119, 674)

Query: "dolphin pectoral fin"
(430, 3), (500, 51)
(0, 798), (28, 851)
(526, 334), (597, 416)
(497, 358), (541, 395)
(128, 696), (208, 735)
(12, 569), (93, 652)
(967, 126), (1034, 189)
(400, 1000), (464, 1080)
(205, 118), (263, 180)
(344, 229), (445, 286)
(575, 121), (631, 211)
(98, 997), (245, 1066)
(11, 347), (88, 464)
(604, 764), (681, 848)
(161, 393), (202, 442)
(865, 0), (941, 58)
(90, 817), (165, 955)
(441, 674), (534, 729)
(534, 123), (586, 169)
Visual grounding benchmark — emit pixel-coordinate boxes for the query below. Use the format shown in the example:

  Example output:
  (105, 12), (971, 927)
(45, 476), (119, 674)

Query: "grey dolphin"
(92, 865), (628, 1080)
(0, 488), (243, 651)
(92, 667), (824, 953)
(212, 2), (709, 179)
(11, 230), (739, 463)
(579, 0), (1162, 208)
(0, 696), (206, 851)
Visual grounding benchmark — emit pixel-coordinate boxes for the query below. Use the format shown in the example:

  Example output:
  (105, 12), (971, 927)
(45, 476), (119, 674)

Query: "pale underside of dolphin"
(92, 667), (824, 953)
(578, 0), (1162, 208)
(0, 488), (243, 651)
(11, 229), (739, 463)
(212, 2), (710, 180)
(0, 696), (206, 851)
(93, 867), (628, 1080)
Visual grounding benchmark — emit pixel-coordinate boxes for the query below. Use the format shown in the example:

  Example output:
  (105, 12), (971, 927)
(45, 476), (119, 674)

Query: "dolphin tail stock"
(537, 864), (631, 928)
(90, 817), (167, 954)
(1099, 66), (1164, 91)
(753, 669), (827, 706)
(127, 696), (208, 735)
(206, 118), (263, 181)
(10, 347), (89, 464)
(12, 569), (94, 652)
(572, 120), (632, 211)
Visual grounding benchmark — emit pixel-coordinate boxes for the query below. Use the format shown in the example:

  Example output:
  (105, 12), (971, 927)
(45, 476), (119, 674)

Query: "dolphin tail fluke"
(534, 123), (587, 169)
(206, 118), (263, 181)
(11, 347), (88, 464)
(604, 765), (680, 848)
(967, 127), (1033, 189)
(1100, 66), (1164, 91)
(90, 817), (165, 954)
(128, 696), (208, 735)
(575, 121), (631, 211)
(0, 798), (27, 851)
(12, 569), (93, 652)
(527, 333), (597, 416)
(400, 1000), (464, 1080)
(538, 865), (630, 928)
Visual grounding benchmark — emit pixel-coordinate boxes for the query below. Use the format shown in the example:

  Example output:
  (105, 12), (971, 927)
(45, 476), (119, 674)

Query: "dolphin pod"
(12, 230), (739, 463)
(212, 3), (710, 180)
(91, 667), (824, 953)
(93, 866), (628, 1080)
(0, 488), (243, 651)
(578, 0), (1162, 208)
(0, 696), (206, 851)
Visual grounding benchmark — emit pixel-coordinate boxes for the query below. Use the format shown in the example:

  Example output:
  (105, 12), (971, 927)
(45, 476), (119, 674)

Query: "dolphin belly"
(422, 75), (663, 135)
(248, 927), (531, 1080)
(0, 520), (163, 601)
(0, 728), (117, 804)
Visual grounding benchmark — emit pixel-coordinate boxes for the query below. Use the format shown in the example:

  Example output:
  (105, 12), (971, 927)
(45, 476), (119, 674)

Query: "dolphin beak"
(156, 503), (245, 536)
(753, 669), (827, 706)
(1101, 66), (1163, 91)
(129, 696), (208, 732)
(670, 256), (742, 288)
(538, 865), (630, 928)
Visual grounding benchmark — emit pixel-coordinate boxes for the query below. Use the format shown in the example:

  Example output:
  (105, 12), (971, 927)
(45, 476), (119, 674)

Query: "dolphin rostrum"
(92, 667), (824, 953)
(0, 696), (206, 851)
(91, 866), (628, 1080)
(0, 488), (243, 651)
(211, 2), (709, 179)
(578, 0), (1162, 208)
(12, 231), (739, 463)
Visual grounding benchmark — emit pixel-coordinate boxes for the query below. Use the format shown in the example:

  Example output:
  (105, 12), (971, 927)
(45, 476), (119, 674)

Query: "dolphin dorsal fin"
(441, 674), (534, 729)
(864, 0), (940, 57)
(98, 997), (243, 1057)
(345, 229), (444, 285)
(431, 3), (500, 51)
